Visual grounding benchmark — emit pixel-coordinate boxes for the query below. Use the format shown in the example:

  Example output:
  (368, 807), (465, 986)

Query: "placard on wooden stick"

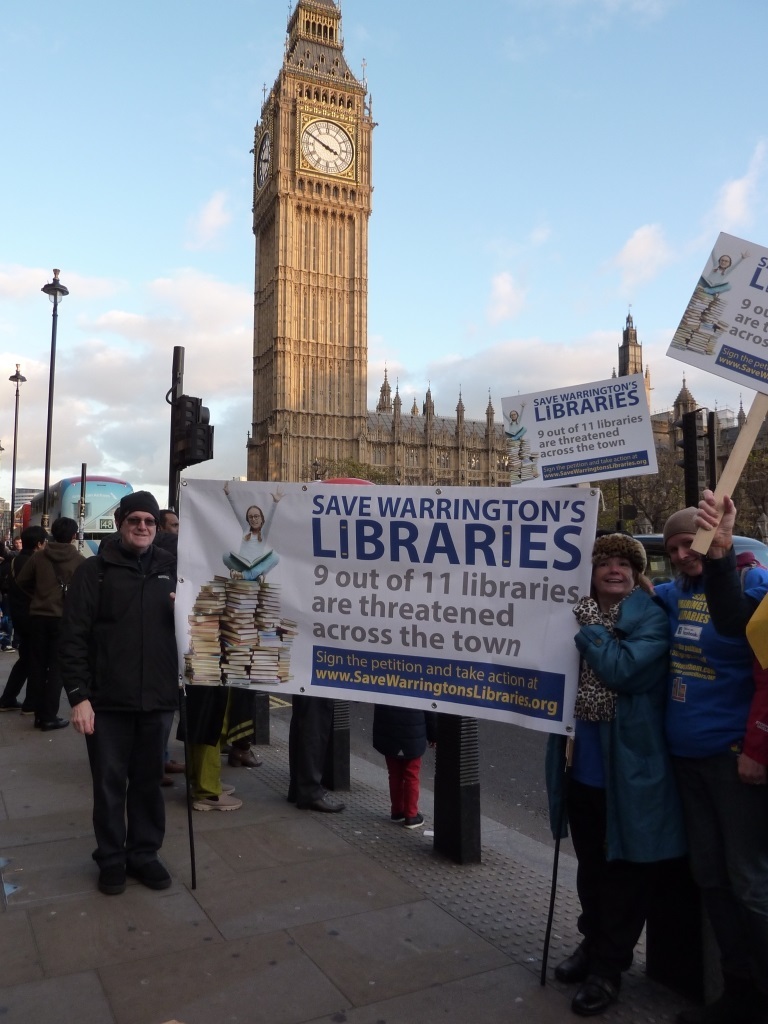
(691, 391), (768, 554)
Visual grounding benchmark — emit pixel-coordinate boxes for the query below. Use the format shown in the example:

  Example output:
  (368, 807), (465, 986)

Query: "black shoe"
(39, 717), (69, 731)
(296, 793), (345, 812)
(126, 859), (172, 890)
(98, 865), (127, 895)
(0, 699), (22, 711)
(555, 941), (590, 984)
(404, 813), (425, 829)
(572, 975), (620, 1017)
(20, 706), (35, 716)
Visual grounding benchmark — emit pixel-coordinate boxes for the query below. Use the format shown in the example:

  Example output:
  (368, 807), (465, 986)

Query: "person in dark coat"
(546, 533), (685, 1017)
(0, 526), (47, 709)
(16, 517), (86, 729)
(59, 491), (177, 896)
(373, 704), (437, 828)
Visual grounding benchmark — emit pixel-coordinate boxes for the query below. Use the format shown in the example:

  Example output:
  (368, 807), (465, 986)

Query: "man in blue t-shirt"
(655, 495), (768, 1024)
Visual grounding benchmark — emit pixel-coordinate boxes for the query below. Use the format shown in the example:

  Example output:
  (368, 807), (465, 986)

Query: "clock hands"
(306, 129), (339, 156)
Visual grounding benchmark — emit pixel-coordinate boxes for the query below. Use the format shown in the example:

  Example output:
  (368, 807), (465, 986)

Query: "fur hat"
(662, 507), (698, 544)
(116, 490), (161, 525)
(591, 533), (646, 574)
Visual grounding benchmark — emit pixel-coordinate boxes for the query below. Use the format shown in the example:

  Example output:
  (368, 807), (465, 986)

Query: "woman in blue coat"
(546, 533), (685, 1017)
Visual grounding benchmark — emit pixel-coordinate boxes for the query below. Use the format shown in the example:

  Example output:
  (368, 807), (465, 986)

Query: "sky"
(2, 0), (768, 507)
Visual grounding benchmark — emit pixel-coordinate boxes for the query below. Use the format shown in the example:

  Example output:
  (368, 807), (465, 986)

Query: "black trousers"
(27, 615), (63, 720)
(567, 778), (654, 979)
(288, 695), (334, 804)
(85, 710), (173, 869)
(1, 617), (30, 704)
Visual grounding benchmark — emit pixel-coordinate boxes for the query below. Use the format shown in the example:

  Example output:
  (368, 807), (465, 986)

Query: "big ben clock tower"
(249, 0), (374, 481)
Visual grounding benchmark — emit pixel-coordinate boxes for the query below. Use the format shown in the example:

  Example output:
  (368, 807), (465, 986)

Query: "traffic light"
(674, 410), (702, 507)
(172, 394), (214, 471)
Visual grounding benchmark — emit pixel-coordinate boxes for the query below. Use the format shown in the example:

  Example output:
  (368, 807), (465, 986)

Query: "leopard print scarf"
(572, 591), (636, 722)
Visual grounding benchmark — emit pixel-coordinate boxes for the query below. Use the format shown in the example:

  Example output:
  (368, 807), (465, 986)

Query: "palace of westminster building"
(246, 0), (737, 487)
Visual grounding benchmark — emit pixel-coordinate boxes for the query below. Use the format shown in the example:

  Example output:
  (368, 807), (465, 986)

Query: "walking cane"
(540, 734), (574, 986)
(178, 680), (197, 889)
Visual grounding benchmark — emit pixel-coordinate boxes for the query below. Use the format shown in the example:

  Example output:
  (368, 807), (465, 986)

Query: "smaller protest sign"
(500, 373), (656, 487)
(668, 231), (768, 393)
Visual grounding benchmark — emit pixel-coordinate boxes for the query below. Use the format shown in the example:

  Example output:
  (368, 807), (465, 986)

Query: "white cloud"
(711, 140), (767, 232)
(487, 272), (527, 325)
(185, 191), (232, 251)
(0, 268), (253, 495)
(613, 224), (674, 290)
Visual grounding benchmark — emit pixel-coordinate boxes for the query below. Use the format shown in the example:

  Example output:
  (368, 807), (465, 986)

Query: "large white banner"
(501, 373), (656, 487)
(176, 480), (600, 735)
(668, 231), (768, 393)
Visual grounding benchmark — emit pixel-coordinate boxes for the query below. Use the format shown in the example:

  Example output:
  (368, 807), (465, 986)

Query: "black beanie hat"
(116, 490), (161, 525)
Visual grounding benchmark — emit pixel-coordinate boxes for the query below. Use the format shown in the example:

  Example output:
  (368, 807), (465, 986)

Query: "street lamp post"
(40, 269), (69, 530)
(8, 364), (27, 539)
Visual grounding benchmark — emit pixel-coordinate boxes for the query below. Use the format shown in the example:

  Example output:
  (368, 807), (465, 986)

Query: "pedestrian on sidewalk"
(184, 686), (243, 812)
(546, 533), (685, 1017)
(373, 703), (437, 829)
(59, 491), (178, 896)
(16, 517), (86, 730)
(0, 526), (47, 711)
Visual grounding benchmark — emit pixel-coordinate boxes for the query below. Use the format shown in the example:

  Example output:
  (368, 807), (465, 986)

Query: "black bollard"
(251, 690), (270, 745)
(433, 713), (481, 864)
(321, 699), (351, 791)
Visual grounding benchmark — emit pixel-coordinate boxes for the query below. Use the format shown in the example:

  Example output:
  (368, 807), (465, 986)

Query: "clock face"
(256, 132), (271, 188)
(300, 120), (354, 175)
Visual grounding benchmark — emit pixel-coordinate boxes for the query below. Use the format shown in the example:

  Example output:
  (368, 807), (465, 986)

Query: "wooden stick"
(691, 391), (768, 554)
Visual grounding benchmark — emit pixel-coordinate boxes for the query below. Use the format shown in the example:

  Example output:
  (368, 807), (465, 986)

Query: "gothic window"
(302, 218), (310, 269)
(469, 453), (479, 469)
(406, 447), (418, 467)
(373, 446), (385, 466)
(347, 98), (353, 108)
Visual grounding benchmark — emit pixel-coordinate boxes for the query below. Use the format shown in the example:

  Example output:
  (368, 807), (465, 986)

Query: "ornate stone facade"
(248, 0), (511, 485)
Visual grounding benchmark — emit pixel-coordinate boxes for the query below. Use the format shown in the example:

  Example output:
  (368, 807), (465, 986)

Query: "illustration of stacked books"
(670, 286), (728, 356)
(184, 578), (227, 684)
(185, 576), (296, 687)
(507, 437), (540, 485)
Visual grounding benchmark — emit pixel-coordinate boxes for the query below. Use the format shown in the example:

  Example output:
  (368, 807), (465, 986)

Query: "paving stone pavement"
(0, 658), (694, 1024)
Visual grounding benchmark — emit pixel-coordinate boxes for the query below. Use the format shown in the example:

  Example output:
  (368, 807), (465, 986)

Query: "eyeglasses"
(124, 516), (157, 528)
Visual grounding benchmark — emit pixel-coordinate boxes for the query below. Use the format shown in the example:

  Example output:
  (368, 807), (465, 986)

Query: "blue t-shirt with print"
(655, 567), (768, 758)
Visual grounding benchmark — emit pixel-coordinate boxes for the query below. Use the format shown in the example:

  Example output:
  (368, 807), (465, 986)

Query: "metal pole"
(77, 464), (87, 551)
(9, 365), (26, 539)
(168, 346), (185, 509)
(40, 270), (69, 531)
(41, 297), (58, 531)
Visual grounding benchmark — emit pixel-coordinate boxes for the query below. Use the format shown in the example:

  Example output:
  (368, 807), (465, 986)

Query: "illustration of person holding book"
(505, 405), (527, 442)
(222, 481), (283, 581)
(699, 247), (750, 295)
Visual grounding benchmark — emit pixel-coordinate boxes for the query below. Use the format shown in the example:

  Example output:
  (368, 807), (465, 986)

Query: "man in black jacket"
(60, 491), (178, 896)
